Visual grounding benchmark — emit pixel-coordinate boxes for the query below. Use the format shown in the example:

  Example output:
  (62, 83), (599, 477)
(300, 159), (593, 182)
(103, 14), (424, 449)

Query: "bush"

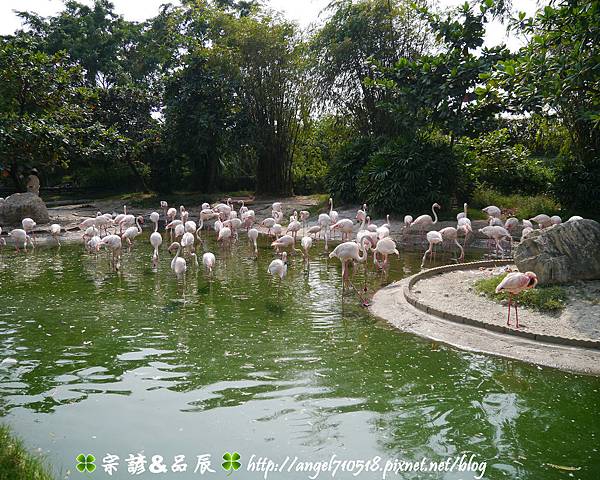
(356, 132), (458, 215)
(459, 129), (554, 196)
(292, 147), (329, 195)
(554, 153), (600, 218)
(471, 187), (561, 219)
(474, 273), (567, 313)
(326, 136), (378, 203)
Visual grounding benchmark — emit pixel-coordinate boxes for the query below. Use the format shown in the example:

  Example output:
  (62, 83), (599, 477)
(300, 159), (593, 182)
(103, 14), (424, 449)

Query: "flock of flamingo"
(0, 197), (585, 304)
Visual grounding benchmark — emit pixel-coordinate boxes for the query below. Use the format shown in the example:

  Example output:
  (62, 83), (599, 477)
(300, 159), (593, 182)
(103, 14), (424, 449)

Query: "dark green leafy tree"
(485, 0), (600, 211)
(0, 35), (108, 191)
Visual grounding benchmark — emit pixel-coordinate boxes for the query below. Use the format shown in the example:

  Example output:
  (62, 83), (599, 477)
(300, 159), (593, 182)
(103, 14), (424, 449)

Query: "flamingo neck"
(432, 205), (438, 224)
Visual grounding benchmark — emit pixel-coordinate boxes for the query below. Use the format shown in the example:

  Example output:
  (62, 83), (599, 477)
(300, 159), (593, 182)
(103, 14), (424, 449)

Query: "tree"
(485, 0), (600, 211)
(0, 35), (103, 191)
(310, 0), (433, 137)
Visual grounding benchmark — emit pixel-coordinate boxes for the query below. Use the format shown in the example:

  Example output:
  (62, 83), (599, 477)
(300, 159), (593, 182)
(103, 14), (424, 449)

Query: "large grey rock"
(0, 192), (50, 226)
(515, 219), (600, 285)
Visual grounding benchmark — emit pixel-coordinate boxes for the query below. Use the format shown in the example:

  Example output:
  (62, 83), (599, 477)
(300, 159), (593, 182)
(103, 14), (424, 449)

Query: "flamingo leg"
(507, 294), (512, 326)
(515, 299), (520, 329)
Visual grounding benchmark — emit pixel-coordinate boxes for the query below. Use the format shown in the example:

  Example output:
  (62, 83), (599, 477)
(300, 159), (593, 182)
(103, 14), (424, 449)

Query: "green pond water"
(0, 234), (599, 480)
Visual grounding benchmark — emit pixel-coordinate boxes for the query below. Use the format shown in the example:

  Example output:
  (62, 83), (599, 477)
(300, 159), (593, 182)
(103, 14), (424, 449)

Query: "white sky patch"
(1, 0), (541, 50)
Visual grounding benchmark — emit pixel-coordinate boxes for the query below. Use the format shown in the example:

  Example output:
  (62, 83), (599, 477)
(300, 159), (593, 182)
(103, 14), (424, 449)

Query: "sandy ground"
(371, 278), (600, 376)
(412, 268), (600, 341)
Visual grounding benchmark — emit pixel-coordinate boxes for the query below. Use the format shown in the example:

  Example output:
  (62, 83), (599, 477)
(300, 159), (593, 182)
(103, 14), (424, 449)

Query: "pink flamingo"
(495, 271), (538, 328)
(421, 230), (443, 267)
(411, 203), (441, 239)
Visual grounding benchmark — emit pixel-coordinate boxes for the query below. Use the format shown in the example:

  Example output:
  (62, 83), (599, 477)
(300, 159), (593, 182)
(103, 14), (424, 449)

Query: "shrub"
(326, 136), (378, 203)
(356, 132), (458, 215)
(471, 187), (561, 219)
(292, 146), (329, 195)
(459, 129), (554, 196)
(474, 273), (567, 313)
(554, 153), (600, 218)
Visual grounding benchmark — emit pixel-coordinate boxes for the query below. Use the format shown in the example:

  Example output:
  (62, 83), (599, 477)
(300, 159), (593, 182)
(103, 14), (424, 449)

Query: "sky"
(0, 0), (541, 50)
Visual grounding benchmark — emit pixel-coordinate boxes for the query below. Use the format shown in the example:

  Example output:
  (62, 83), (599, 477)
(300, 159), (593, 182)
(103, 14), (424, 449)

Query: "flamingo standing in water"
(271, 235), (301, 255)
(301, 236), (312, 261)
(410, 203), (441, 239)
(122, 216), (144, 246)
(203, 252), (216, 274)
(328, 198), (338, 237)
(248, 228), (259, 256)
(421, 231), (443, 267)
(495, 271), (538, 328)
(267, 252), (288, 290)
(168, 242), (187, 279)
(8, 229), (33, 253)
(150, 215), (163, 268)
(22, 218), (36, 244)
(48, 224), (61, 247)
(438, 226), (464, 261)
(101, 234), (122, 270)
(328, 237), (370, 290)
(299, 211), (310, 234)
(371, 237), (399, 269)
(457, 203), (468, 220)
(261, 217), (276, 236)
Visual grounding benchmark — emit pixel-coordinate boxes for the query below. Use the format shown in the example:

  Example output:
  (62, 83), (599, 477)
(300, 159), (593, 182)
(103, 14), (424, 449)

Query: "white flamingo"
(411, 203), (441, 239)
(101, 234), (122, 270)
(8, 229), (33, 253)
(50, 224), (61, 246)
(248, 228), (259, 256)
(168, 242), (187, 279)
(438, 226), (464, 261)
(121, 216), (144, 246)
(421, 231), (443, 267)
(328, 237), (370, 289)
(203, 252), (216, 274)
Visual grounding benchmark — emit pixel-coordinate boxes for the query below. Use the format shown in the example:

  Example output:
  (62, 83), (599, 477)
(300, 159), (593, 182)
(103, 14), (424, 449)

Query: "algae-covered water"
(0, 234), (598, 479)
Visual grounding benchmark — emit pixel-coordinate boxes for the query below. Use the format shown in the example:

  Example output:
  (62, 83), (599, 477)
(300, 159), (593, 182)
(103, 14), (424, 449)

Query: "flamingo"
(224, 217), (242, 240)
(479, 226), (512, 256)
(22, 218), (36, 244)
(366, 217), (378, 233)
(489, 217), (504, 227)
(550, 215), (562, 225)
(410, 203), (441, 238)
(160, 201), (168, 221)
(150, 211), (160, 230)
(522, 219), (533, 229)
(306, 225), (322, 238)
(261, 217), (276, 236)
(530, 214), (552, 229)
(299, 210), (310, 233)
(121, 216), (144, 246)
(356, 204), (367, 227)
(271, 234), (301, 255)
(328, 237), (370, 289)
(267, 252), (288, 287)
(328, 198), (338, 237)
(520, 227), (533, 242)
(495, 271), (538, 328)
(372, 237), (399, 268)
(168, 242), (187, 279)
(457, 203), (468, 221)
(113, 206), (128, 233)
(272, 223), (283, 239)
(203, 252), (216, 274)
(181, 232), (195, 256)
(101, 234), (122, 270)
(438, 226), (464, 261)
(248, 228), (259, 256)
(482, 205), (501, 218)
(421, 231), (443, 267)
(330, 218), (354, 241)
(504, 217), (519, 232)
(50, 224), (61, 246)
(457, 217), (472, 246)
(150, 226), (163, 269)
(198, 208), (217, 232)
(567, 215), (583, 222)
(377, 216), (390, 240)
(218, 226), (232, 245)
(94, 214), (113, 235)
(301, 236), (312, 260)
(8, 229), (33, 253)
(214, 199), (232, 221)
(287, 212), (302, 239)
(318, 213), (331, 237)
(242, 210), (256, 230)
(87, 235), (102, 254)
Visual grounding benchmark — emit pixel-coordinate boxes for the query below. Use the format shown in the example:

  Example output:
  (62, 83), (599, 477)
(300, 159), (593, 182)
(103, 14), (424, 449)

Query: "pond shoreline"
(370, 266), (600, 376)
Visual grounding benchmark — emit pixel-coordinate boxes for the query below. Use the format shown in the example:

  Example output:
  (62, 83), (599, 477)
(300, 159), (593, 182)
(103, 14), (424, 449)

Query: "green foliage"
(0, 424), (56, 480)
(459, 129), (554, 196)
(356, 133), (458, 214)
(485, 0), (600, 211)
(471, 187), (561, 220)
(475, 273), (567, 313)
(326, 137), (378, 203)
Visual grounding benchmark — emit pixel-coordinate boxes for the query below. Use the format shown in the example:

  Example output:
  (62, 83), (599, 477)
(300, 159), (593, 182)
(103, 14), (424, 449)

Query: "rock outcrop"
(0, 192), (50, 226)
(515, 219), (600, 285)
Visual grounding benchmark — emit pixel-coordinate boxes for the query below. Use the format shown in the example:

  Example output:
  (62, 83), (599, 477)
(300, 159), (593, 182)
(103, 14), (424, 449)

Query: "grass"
(474, 273), (568, 313)
(471, 187), (562, 219)
(0, 424), (56, 480)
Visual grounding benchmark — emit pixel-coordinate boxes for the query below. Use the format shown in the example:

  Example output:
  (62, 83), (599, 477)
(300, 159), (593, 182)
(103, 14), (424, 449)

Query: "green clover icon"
(76, 454), (96, 473)
(222, 452), (241, 475)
